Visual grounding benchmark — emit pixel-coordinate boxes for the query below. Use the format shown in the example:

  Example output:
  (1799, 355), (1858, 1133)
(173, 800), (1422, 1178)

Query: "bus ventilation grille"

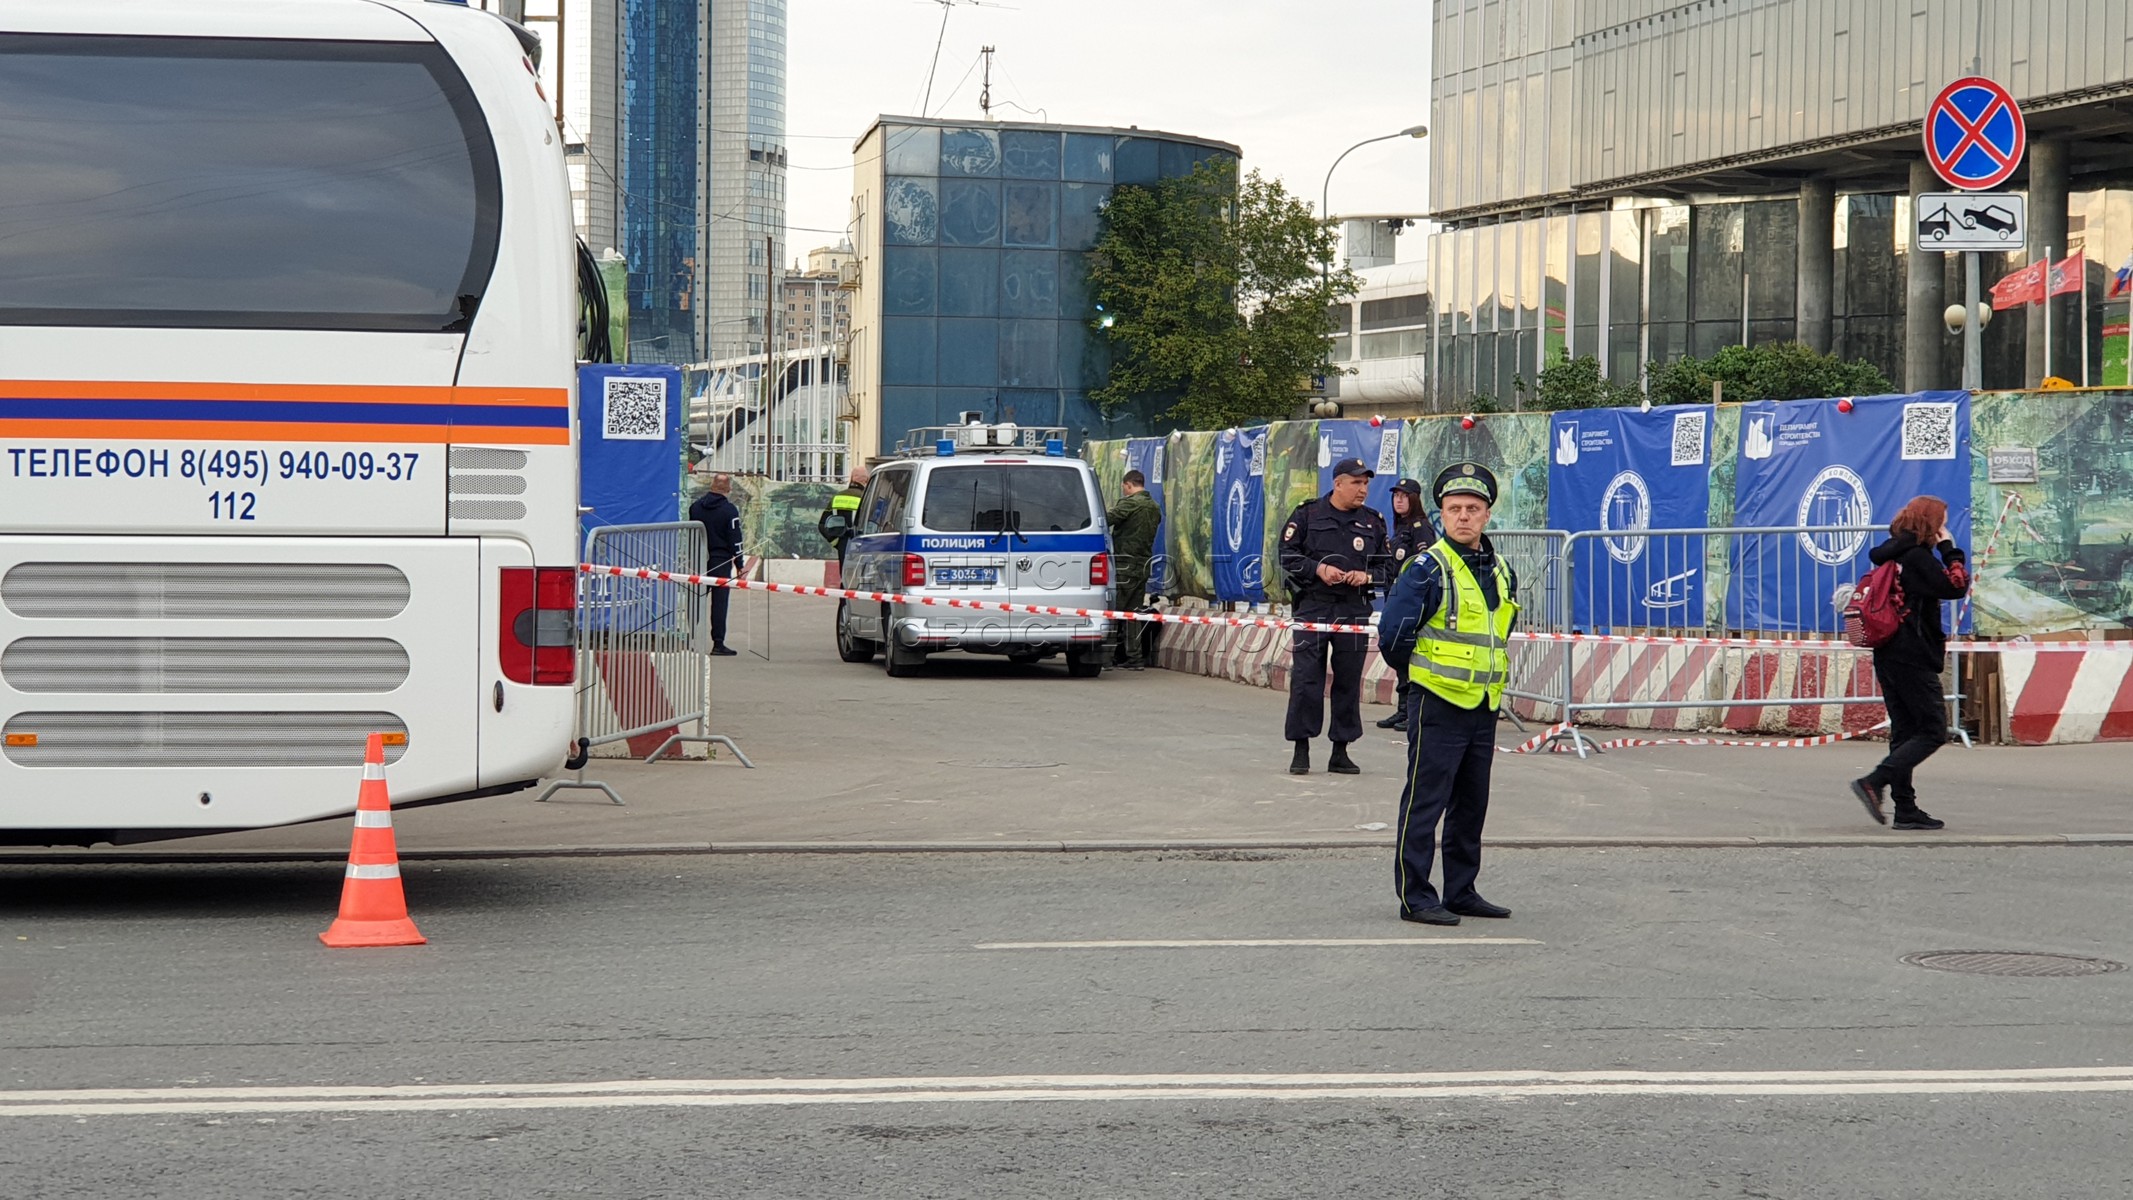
(448, 447), (530, 522)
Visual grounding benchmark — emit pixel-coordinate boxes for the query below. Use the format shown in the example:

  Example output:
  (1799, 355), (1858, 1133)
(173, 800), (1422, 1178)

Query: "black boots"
(1893, 806), (1946, 830)
(1327, 743), (1360, 775)
(1290, 741), (1359, 775)
(1375, 710), (1407, 731)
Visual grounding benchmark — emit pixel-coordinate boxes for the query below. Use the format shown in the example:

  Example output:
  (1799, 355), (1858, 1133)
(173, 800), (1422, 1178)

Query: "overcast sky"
(781, 0), (1433, 263)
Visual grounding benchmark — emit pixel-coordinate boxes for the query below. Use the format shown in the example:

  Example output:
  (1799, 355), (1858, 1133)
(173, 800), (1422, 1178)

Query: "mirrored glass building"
(1420, 0), (2133, 409)
(846, 118), (1239, 456)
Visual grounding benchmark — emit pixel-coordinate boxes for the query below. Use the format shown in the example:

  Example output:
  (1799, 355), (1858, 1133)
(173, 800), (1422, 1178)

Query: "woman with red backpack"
(1850, 495), (1970, 830)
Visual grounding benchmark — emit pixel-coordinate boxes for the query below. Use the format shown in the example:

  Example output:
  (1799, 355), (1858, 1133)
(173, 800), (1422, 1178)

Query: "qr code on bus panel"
(1670, 409), (1707, 467)
(602, 376), (668, 441)
(1902, 402), (1958, 460)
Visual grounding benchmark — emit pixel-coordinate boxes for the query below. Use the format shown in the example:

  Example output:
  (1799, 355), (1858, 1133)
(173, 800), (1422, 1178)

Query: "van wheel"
(836, 601), (877, 663)
(884, 615), (926, 677)
(1064, 646), (1103, 678)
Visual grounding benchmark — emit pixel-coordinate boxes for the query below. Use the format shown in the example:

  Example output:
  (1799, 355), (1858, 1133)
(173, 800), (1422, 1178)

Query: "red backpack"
(1843, 560), (1907, 648)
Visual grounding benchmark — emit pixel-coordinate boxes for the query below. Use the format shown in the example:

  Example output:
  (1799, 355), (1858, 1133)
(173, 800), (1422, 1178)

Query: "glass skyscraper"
(621, 0), (700, 364)
(703, 0), (786, 364)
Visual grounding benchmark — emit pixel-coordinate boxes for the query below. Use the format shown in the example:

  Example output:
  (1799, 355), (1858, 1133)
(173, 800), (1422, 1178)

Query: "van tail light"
(501, 567), (577, 686)
(1090, 552), (1110, 587)
(902, 553), (927, 588)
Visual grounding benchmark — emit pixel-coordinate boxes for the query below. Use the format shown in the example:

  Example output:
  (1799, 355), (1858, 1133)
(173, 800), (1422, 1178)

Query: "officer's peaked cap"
(1432, 462), (1498, 506)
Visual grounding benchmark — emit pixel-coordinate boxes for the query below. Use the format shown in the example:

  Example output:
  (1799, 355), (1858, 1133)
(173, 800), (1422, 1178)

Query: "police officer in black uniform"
(1278, 457), (1389, 776)
(1375, 476), (1438, 733)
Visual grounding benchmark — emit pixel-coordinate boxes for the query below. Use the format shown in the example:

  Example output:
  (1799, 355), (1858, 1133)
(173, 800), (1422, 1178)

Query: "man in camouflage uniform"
(1106, 469), (1161, 670)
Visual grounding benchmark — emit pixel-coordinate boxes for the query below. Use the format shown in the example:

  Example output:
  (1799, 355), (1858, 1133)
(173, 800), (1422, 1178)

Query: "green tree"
(1088, 160), (1357, 429)
(1645, 341), (1893, 407)
(1531, 352), (1643, 411)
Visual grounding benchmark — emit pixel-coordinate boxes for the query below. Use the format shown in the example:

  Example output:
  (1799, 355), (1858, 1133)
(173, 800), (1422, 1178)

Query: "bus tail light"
(902, 553), (927, 588)
(500, 567), (576, 686)
(1090, 552), (1110, 587)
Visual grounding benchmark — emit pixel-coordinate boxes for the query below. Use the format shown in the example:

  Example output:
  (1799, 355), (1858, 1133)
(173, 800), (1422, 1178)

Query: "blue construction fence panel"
(1547, 405), (1714, 632)
(1727, 392), (1972, 633)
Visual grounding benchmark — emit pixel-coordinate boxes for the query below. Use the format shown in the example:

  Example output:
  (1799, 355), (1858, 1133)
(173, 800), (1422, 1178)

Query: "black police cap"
(1392, 476), (1423, 496)
(1431, 462), (1498, 506)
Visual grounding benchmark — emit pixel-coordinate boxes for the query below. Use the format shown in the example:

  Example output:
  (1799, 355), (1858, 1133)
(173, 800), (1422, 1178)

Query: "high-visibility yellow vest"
(1408, 540), (1516, 709)
(829, 491), (861, 513)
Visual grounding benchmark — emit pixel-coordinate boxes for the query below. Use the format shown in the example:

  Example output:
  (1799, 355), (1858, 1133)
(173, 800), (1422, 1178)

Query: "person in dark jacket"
(817, 465), (870, 566)
(1278, 458), (1390, 775)
(688, 471), (746, 656)
(1376, 477), (1438, 732)
(1850, 495), (1969, 830)
(1380, 463), (1518, 925)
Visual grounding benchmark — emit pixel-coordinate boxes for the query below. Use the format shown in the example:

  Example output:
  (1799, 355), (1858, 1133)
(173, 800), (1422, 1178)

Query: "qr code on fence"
(601, 376), (667, 441)
(1375, 431), (1401, 476)
(1670, 409), (1707, 467)
(1248, 435), (1266, 477)
(1901, 402), (1957, 460)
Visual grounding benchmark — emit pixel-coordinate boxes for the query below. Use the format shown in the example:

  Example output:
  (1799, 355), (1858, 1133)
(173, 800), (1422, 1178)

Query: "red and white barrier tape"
(578, 563), (2105, 652)
(1500, 719), (1891, 754)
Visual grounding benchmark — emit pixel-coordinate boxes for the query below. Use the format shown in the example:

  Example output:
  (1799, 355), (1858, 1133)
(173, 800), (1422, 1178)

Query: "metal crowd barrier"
(539, 522), (751, 805)
(1481, 530), (1571, 729)
(1529, 524), (1971, 756)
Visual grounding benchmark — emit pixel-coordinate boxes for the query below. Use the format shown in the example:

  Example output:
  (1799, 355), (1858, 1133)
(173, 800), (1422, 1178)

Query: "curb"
(5, 833), (2133, 864)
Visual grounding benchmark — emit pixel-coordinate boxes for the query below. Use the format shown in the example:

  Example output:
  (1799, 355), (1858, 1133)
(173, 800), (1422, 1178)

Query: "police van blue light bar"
(1044, 438), (1065, 456)
(935, 438), (956, 456)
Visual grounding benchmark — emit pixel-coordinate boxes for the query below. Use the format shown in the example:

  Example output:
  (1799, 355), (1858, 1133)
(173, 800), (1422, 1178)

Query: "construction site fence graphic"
(1075, 390), (2133, 744)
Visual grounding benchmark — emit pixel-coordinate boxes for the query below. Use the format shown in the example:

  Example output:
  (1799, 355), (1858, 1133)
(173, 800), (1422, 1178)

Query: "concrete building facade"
(1424, 0), (2133, 408)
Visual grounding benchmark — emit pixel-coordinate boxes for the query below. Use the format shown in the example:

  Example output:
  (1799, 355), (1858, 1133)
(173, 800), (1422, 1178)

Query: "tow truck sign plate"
(1914, 192), (2025, 253)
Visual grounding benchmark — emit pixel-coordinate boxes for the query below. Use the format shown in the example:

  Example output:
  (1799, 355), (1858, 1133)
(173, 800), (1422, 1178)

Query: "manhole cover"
(937, 759), (1063, 770)
(1900, 951), (2125, 978)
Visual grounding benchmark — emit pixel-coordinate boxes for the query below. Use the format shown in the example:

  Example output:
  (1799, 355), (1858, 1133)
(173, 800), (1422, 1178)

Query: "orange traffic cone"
(320, 733), (426, 948)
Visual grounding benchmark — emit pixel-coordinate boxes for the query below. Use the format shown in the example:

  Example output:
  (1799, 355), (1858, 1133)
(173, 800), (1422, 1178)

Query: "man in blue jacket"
(688, 472), (745, 656)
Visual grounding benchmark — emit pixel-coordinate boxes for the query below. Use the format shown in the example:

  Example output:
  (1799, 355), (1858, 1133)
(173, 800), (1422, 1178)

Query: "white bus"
(0, 0), (580, 843)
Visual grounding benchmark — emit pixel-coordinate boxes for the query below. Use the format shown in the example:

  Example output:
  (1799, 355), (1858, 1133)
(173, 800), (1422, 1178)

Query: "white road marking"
(971, 938), (1544, 950)
(9, 1068), (2133, 1118)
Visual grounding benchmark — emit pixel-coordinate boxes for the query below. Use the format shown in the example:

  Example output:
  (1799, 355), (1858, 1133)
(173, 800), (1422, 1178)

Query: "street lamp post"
(1314, 124), (1428, 416)
(1320, 124), (1429, 289)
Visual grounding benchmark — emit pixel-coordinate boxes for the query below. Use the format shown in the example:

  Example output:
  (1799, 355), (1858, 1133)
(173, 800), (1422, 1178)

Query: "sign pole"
(2081, 264), (2091, 386)
(2043, 243), (2054, 385)
(1963, 251), (1982, 390)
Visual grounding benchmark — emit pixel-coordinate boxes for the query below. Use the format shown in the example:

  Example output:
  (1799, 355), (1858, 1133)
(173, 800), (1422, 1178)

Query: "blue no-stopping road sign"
(1924, 76), (2026, 191)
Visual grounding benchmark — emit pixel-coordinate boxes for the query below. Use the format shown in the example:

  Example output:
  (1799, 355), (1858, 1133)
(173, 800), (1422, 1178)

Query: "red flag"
(1990, 259), (2046, 310)
(2048, 251), (2085, 297)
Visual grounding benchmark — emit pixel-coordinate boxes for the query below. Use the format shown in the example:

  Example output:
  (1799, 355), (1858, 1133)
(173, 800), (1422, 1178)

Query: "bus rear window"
(0, 35), (501, 332)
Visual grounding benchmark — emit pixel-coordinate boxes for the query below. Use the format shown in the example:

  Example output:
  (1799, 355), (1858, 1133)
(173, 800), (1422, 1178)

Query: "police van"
(836, 423), (1113, 677)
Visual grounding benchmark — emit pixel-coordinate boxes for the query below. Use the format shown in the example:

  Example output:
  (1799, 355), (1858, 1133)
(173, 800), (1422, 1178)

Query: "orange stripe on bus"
(0, 381), (569, 408)
(0, 420), (571, 445)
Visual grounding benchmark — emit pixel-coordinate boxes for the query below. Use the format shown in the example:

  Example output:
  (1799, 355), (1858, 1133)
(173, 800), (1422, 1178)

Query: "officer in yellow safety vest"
(1377, 462), (1518, 926)
(818, 465), (870, 565)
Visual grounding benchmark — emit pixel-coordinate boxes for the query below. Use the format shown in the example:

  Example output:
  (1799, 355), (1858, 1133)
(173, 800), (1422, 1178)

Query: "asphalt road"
(4, 847), (2130, 1197)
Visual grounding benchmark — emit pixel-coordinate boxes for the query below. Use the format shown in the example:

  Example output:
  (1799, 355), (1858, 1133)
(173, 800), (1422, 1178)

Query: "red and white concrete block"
(1999, 645), (2133, 745)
